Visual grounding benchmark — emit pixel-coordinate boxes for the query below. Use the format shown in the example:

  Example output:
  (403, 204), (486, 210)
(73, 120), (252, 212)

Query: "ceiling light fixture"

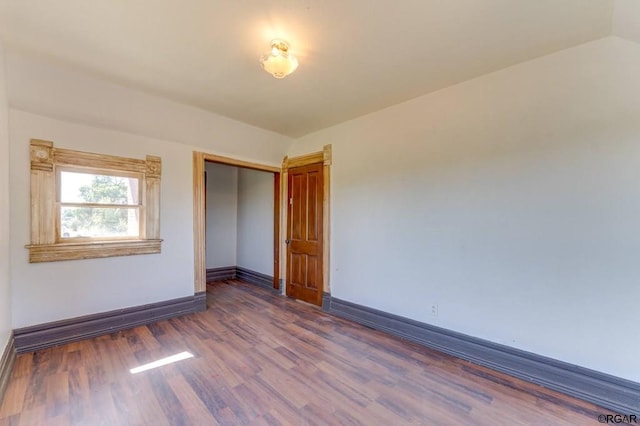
(260, 39), (298, 79)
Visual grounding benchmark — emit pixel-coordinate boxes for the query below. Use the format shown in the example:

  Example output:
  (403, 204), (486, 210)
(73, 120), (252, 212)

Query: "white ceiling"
(0, 1), (617, 138)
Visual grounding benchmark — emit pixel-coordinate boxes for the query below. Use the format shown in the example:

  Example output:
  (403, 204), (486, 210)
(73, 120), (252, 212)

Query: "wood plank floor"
(0, 280), (617, 425)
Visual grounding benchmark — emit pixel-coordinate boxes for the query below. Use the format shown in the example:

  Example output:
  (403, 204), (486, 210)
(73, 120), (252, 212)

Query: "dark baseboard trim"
(322, 292), (331, 312)
(0, 333), (16, 406)
(236, 266), (274, 290)
(14, 294), (205, 354)
(206, 266), (236, 282)
(325, 297), (640, 414)
(194, 291), (207, 312)
(207, 266), (277, 292)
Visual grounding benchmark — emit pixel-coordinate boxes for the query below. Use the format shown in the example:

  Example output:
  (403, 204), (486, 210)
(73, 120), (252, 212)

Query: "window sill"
(26, 239), (162, 263)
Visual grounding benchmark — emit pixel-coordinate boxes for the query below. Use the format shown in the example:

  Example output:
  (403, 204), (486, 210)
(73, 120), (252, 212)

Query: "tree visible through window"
(59, 170), (142, 239)
(27, 138), (162, 262)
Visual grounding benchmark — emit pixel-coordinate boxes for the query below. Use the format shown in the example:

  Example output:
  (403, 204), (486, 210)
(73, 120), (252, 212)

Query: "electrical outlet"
(431, 304), (438, 317)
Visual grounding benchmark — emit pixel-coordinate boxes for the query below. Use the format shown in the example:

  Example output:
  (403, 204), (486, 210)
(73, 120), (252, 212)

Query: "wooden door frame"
(192, 146), (332, 302)
(192, 152), (281, 295)
(280, 145), (332, 299)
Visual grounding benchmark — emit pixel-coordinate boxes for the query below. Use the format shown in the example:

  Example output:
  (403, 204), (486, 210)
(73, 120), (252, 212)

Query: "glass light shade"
(260, 39), (298, 79)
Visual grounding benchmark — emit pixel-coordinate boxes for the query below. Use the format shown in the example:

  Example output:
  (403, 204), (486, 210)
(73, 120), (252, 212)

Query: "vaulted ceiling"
(0, 1), (629, 138)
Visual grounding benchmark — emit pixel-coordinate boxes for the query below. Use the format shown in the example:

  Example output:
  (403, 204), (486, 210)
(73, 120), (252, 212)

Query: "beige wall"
(4, 31), (640, 386)
(205, 162), (238, 269)
(613, 0), (640, 44)
(290, 37), (640, 382)
(6, 51), (291, 328)
(5, 51), (292, 166)
(0, 42), (12, 351)
(9, 110), (196, 326)
(204, 164), (274, 275)
(237, 168), (274, 275)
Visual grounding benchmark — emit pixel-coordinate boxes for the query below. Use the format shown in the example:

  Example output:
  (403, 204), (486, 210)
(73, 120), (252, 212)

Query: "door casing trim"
(193, 152), (281, 294)
(192, 147), (331, 298)
(281, 145), (332, 296)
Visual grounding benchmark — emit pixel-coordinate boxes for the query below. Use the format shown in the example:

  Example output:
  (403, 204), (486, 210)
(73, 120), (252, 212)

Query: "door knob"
(285, 239), (290, 244)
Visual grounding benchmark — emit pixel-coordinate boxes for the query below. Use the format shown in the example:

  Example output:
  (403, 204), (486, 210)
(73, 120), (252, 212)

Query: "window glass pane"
(60, 171), (139, 204)
(60, 206), (140, 238)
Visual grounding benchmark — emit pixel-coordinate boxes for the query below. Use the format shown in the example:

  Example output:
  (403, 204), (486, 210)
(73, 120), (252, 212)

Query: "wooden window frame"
(26, 139), (162, 263)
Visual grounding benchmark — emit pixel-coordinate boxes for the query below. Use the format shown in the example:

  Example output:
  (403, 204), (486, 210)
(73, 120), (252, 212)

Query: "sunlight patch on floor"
(129, 351), (194, 374)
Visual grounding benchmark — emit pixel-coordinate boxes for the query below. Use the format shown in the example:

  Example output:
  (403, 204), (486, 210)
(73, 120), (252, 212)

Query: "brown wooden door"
(286, 163), (323, 306)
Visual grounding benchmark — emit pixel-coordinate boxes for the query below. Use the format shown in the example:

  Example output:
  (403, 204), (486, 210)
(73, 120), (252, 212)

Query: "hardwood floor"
(0, 280), (616, 425)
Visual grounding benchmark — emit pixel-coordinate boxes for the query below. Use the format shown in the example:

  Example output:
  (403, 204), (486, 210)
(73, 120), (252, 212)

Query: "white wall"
(205, 162), (238, 268)
(0, 42), (12, 351)
(289, 36), (640, 383)
(237, 168), (274, 275)
(6, 50), (291, 328)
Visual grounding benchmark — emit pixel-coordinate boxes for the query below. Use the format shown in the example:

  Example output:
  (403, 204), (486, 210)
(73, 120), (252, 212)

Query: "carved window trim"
(26, 139), (162, 263)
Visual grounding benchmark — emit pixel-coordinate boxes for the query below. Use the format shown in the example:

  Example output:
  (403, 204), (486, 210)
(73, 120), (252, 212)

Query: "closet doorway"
(193, 146), (331, 307)
(193, 153), (280, 296)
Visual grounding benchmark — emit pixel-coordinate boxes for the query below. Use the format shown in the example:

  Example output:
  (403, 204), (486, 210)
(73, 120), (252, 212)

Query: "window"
(27, 139), (162, 262)
(58, 169), (142, 240)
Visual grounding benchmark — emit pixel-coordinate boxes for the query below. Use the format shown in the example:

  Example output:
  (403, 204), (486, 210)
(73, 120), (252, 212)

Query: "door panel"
(291, 173), (305, 241)
(307, 173), (319, 242)
(306, 256), (318, 289)
(286, 163), (323, 306)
